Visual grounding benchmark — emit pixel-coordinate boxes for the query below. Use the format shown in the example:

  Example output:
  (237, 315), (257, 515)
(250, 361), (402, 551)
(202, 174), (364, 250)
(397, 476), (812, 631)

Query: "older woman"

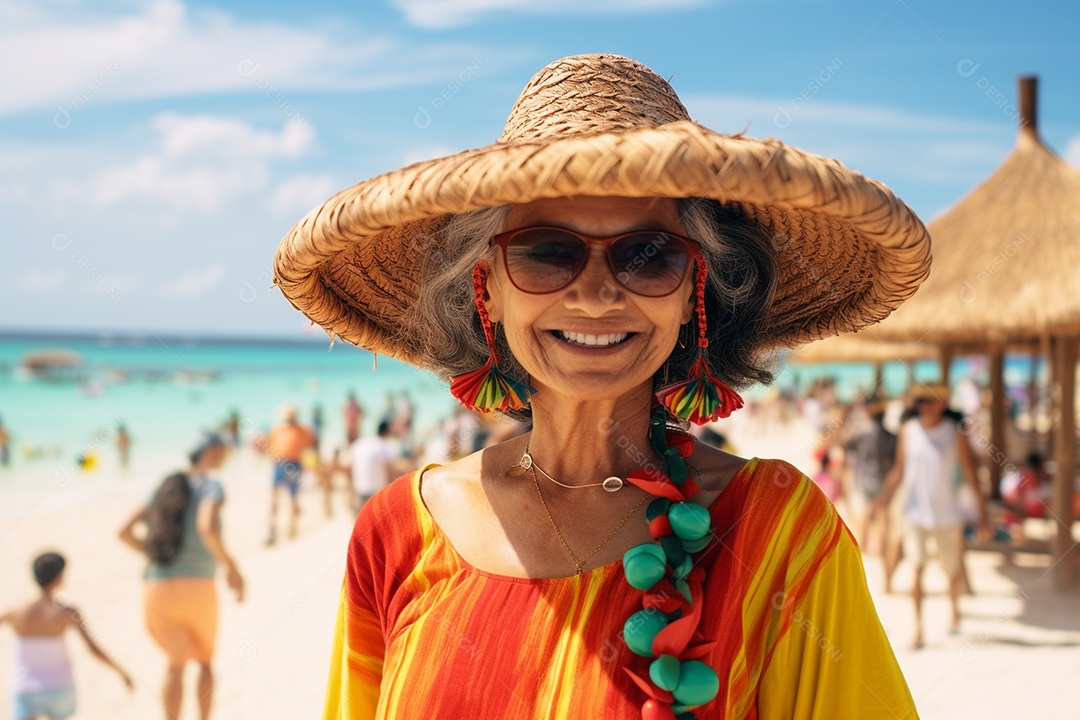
(275, 55), (930, 720)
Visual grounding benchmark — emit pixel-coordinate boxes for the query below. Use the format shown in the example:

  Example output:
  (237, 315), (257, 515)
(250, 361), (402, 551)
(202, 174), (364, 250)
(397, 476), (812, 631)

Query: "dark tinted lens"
(610, 232), (690, 296)
(504, 229), (589, 293)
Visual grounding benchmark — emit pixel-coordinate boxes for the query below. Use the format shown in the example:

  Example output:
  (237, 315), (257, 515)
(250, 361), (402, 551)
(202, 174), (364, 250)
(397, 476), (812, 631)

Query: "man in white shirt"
(877, 384), (990, 649)
(348, 421), (397, 512)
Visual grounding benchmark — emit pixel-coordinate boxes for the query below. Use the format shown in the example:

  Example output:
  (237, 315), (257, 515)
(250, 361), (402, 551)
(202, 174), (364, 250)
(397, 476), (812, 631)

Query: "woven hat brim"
(274, 120), (931, 369)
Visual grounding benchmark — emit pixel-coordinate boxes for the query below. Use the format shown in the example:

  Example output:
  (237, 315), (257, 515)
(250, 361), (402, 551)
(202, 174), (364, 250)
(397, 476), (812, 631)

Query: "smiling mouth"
(554, 330), (632, 347)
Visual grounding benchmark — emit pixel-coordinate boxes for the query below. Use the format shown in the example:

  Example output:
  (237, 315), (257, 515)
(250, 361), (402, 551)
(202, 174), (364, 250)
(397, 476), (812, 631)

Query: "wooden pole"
(940, 345), (954, 384)
(1018, 75), (1038, 137)
(1027, 350), (1040, 453)
(989, 343), (1006, 500)
(1051, 336), (1077, 590)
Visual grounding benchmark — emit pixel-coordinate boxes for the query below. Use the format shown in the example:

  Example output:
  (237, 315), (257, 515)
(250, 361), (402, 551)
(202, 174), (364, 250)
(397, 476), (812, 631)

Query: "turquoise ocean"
(0, 333), (456, 512)
(0, 331), (1040, 510)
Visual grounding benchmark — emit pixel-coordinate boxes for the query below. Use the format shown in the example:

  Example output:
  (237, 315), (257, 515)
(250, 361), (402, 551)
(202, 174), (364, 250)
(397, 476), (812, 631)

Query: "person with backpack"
(118, 432), (244, 720)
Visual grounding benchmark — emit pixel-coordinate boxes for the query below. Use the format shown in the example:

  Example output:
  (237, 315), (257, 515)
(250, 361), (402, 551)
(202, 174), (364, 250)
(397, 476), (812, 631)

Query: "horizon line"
(0, 326), (347, 348)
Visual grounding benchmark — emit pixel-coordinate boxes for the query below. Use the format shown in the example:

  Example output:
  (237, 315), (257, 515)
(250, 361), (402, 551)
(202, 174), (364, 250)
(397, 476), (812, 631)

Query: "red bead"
(642, 699), (677, 720)
(648, 515), (673, 538)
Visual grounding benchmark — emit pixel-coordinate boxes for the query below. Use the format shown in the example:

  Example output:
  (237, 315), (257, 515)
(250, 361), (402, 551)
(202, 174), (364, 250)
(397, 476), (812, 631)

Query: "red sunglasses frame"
(491, 225), (701, 297)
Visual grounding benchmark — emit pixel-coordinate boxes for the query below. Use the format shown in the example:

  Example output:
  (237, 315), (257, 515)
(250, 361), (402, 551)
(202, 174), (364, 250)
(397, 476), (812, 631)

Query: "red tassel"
(449, 263), (535, 412)
(655, 257), (743, 424)
(655, 355), (743, 424)
(449, 357), (534, 412)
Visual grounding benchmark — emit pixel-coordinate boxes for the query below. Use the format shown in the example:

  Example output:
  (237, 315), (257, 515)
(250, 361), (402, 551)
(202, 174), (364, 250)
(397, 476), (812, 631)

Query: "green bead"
(625, 553), (667, 591)
(624, 609), (669, 657)
(649, 654), (681, 691)
(646, 497), (672, 521)
(672, 660), (719, 706)
(668, 502), (712, 541)
(682, 534), (712, 554)
(624, 542), (665, 564)
(672, 555), (693, 581)
(660, 534), (687, 565)
(667, 456), (688, 483)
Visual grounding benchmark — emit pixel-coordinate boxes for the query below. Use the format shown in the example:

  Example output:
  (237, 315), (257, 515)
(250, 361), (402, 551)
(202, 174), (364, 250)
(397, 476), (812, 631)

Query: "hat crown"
(498, 54), (690, 144)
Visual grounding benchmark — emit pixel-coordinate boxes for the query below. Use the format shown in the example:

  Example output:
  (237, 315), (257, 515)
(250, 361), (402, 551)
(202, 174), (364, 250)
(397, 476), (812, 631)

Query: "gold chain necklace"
(511, 448), (625, 492)
(531, 466), (650, 575)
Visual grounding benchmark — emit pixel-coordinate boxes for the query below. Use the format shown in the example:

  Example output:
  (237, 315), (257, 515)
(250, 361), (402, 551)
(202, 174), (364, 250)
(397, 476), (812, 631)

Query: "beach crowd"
(1, 377), (1066, 719)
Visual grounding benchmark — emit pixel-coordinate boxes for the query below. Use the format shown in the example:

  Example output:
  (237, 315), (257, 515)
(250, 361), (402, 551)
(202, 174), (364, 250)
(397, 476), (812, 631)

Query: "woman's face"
(485, 196), (696, 403)
(917, 398), (947, 423)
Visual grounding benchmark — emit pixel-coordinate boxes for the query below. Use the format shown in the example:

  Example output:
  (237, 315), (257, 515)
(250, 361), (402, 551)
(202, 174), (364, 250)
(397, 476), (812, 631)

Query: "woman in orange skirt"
(119, 433), (244, 720)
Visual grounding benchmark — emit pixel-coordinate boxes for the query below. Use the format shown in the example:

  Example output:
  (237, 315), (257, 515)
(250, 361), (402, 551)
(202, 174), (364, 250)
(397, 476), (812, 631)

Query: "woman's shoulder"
(717, 456), (839, 534)
(412, 450), (487, 518)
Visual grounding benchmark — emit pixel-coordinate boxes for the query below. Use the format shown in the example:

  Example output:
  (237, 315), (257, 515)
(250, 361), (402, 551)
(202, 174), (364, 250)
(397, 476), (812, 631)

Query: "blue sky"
(2, 0), (1079, 339)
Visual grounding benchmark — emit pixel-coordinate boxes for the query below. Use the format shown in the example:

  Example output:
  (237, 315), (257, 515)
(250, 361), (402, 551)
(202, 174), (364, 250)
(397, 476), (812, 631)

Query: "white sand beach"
(1, 416), (1077, 719)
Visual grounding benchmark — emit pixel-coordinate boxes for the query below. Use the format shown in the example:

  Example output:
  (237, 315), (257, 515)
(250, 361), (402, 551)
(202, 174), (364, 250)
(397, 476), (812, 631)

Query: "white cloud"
(155, 113), (313, 160)
(158, 264), (226, 299)
(18, 268), (68, 292)
(680, 92), (1018, 195)
(393, 0), (705, 28)
(683, 94), (1001, 137)
(1065, 135), (1080, 170)
(93, 113), (312, 211)
(269, 174), (339, 218)
(0, 0), (475, 116)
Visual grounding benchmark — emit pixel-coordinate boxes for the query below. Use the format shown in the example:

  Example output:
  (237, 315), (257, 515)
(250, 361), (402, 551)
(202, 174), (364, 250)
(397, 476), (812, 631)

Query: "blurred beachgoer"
(316, 447), (345, 518)
(1, 552), (133, 720)
(382, 392), (416, 458)
(844, 400), (898, 554)
(266, 406), (315, 544)
(343, 393), (363, 445)
(349, 420), (398, 512)
(117, 432), (244, 720)
(312, 404), (325, 454)
(224, 410), (241, 448)
(116, 423), (132, 470)
(876, 384), (990, 648)
(0, 417), (10, 466)
(811, 449), (845, 506)
(1001, 452), (1050, 544)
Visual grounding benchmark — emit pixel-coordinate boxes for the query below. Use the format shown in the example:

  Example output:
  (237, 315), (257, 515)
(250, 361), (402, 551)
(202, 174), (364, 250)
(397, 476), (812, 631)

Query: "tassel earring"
(450, 263), (536, 413)
(654, 256), (744, 424)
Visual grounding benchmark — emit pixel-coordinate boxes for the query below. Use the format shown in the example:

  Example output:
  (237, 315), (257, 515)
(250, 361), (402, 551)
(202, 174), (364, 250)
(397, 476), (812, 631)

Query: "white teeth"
(558, 331), (628, 347)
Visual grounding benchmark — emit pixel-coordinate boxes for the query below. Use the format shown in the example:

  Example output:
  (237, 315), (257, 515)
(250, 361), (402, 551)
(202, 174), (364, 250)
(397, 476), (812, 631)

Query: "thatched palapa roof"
(788, 333), (934, 364)
(871, 77), (1080, 344)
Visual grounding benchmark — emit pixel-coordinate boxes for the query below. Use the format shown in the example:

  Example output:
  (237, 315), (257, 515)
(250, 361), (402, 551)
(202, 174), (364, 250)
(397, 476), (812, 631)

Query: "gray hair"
(406, 199), (778, 412)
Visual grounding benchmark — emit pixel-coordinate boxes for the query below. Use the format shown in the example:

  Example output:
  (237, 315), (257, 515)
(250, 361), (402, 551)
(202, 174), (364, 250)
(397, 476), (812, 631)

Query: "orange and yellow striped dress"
(325, 458), (918, 719)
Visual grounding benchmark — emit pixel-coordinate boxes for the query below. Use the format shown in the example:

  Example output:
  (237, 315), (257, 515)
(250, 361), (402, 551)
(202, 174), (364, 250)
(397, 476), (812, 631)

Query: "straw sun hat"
(274, 54), (931, 370)
(909, 383), (951, 404)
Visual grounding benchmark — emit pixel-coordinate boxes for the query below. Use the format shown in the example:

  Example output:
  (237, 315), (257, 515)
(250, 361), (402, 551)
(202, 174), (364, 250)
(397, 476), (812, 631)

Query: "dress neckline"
(413, 457), (760, 585)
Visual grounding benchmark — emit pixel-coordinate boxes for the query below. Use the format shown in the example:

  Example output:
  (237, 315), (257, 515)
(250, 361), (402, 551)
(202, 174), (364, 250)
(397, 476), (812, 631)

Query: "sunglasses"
(491, 226), (700, 297)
